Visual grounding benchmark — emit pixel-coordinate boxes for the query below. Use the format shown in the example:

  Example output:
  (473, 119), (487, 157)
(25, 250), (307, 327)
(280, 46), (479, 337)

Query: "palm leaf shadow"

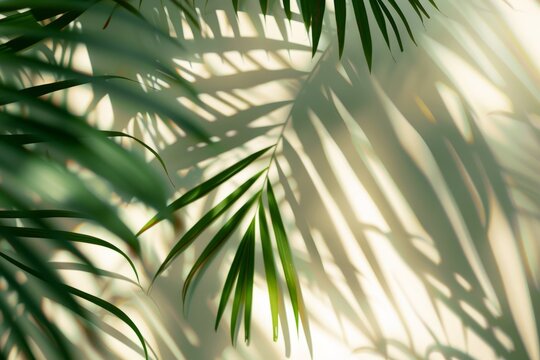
(75, 0), (540, 358)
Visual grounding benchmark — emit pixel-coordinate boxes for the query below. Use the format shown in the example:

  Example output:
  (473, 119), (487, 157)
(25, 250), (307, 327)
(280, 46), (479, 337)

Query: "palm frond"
(131, 1), (540, 358)
(2, 0), (534, 359)
(266, 0), (437, 64)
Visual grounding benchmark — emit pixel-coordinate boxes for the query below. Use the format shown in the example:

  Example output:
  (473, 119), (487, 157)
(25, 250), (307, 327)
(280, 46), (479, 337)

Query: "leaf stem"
(262, 43), (335, 185)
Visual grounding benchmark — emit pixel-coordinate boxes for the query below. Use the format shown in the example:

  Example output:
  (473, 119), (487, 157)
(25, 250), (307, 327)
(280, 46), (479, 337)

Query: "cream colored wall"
(60, 0), (540, 359)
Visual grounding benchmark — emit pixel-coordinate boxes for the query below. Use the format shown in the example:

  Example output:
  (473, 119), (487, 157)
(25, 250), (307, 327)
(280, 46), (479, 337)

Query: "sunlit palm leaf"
(145, 146), (305, 343)
(132, 2), (540, 358)
(2, 0), (530, 359)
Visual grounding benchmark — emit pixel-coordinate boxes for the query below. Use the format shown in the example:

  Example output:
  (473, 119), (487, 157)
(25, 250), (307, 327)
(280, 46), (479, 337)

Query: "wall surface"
(59, 0), (540, 358)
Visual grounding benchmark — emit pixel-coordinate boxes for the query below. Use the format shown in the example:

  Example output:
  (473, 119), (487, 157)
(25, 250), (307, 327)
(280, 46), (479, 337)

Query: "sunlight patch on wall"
(436, 83), (473, 143)
(48, 0), (540, 358)
(422, 36), (513, 116)
(494, 0), (540, 77)
(309, 110), (387, 231)
(488, 188), (540, 360)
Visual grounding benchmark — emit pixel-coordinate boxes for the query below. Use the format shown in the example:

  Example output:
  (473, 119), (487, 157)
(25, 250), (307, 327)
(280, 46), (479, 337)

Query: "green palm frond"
(129, 2), (540, 358)
(140, 146), (305, 343)
(137, 0), (441, 347)
(4, 0), (532, 359)
(251, 0), (438, 64)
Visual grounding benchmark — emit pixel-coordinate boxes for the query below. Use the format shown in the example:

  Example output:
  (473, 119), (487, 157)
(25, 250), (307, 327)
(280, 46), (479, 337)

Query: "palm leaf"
(265, 179), (301, 329)
(149, 170), (266, 285)
(2, 0), (530, 359)
(136, 2), (539, 358)
(138, 146), (272, 235)
(258, 199), (280, 340)
(0, 252), (150, 360)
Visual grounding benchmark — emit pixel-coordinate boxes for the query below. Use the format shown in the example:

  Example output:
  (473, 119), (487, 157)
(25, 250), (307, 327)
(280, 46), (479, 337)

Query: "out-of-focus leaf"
(0, 9), (84, 53)
(0, 296), (36, 360)
(169, 0), (200, 30)
(0, 210), (84, 219)
(0, 252), (149, 360)
(0, 76), (124, 106)
(0, 226), (140, 281)
(0, 259), (72, 359)
(101, 131), (174, 187)
(0, 231), (86, 316)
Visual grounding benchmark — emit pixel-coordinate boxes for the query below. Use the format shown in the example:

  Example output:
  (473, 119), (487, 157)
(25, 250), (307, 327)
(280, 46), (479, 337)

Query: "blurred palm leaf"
(0, 0), (199, 358)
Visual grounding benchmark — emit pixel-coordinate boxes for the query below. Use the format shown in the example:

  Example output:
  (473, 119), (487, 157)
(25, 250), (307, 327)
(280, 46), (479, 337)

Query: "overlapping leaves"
(0, 0), (444, 357)
(140, 147), (304, 344)
(254, 0), (438, 64)
(0, 1), (196, 358)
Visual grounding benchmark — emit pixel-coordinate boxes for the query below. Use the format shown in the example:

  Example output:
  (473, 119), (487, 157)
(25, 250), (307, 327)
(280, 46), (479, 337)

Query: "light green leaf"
(151, 170), (265, 285)
(138, 146), (272, 235)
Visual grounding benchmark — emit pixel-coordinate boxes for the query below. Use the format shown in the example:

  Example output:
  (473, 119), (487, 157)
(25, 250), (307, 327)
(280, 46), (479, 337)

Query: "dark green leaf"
(266, 180), (300, 329)
(369, 0), (389, 48)
(259, 0), (268, 15)
(351, 0), (373, 69)
(0, 9), (84, 53)
(182, 193), (259, 302)
(377, 0), (404, 51)
(282, 0), (292, 19)
(299, 0), (312, 30)
(0, 252), (149, 360)
(311, 0), (325, 56)
(243, 219), (255, 343)
(0, 226), (140, 282)
(386, 0), (416, 44)
(0, 76), (123, 106)
(215, 230), (249, 330)
(0, 209), (83, 219)
(258, 200), (279, 340)
(102, 131), (174, 187)
(230, 247), (246, 345)
(0, 259), (72, 359)
(334, 0), (347, 58)
(0, 296), (37, 360)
